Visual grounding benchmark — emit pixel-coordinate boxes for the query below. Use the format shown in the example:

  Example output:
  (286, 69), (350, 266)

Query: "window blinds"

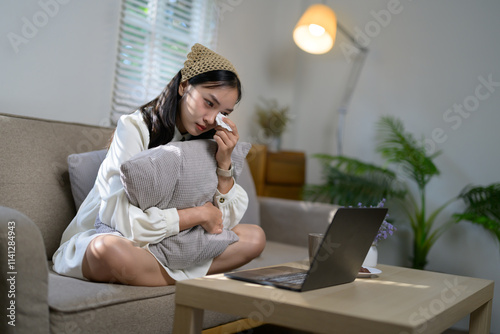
(110, 0), (219, 124)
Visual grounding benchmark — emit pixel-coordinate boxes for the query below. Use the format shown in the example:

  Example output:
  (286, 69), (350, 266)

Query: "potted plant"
(305, 115), (500, 270)
(377, 116), (500, 269)
(255, 98), (291, 151)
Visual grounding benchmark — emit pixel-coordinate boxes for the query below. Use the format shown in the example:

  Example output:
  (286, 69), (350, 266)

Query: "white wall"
(217, 0), (500, 332)
(2, 0), (499, 332)
(0, 0), (121, 126)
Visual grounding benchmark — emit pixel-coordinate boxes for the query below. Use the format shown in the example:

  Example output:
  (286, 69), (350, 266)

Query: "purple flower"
(356, 199), (396, 245)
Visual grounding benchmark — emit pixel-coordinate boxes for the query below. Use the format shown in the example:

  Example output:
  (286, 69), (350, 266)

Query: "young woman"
(52, 44), (266, 286)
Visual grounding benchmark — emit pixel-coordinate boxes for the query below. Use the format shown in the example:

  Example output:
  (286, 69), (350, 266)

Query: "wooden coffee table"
(173, 262), (494, 334)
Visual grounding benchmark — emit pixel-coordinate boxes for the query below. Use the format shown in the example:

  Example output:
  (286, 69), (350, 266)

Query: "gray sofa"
(0, 113), (337, 334)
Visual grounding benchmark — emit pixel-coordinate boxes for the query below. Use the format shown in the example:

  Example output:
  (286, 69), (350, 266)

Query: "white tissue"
(216, 113), (232, 132)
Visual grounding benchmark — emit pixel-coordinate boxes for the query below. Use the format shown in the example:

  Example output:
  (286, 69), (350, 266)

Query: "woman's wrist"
(177, 207), (203, 231)
(217, 160), (232, 171)
(217, 175), (234, 194)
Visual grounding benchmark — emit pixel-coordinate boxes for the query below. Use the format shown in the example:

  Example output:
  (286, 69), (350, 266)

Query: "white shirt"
(52, 110), (248, 281)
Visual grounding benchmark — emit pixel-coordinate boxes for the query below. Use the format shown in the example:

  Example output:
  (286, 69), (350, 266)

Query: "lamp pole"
(335, 22), (368, 156)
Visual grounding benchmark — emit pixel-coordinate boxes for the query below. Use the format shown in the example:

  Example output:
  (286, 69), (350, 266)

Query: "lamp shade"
(293, 4), (337, 55)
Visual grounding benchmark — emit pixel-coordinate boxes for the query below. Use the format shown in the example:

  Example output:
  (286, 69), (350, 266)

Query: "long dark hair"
(140, 70), (241, 149)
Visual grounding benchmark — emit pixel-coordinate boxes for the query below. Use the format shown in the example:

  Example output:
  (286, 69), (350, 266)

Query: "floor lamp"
(293, 3), (369, 156)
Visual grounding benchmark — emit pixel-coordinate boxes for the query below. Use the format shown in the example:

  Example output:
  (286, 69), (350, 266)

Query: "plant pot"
(362, 245), (378, 267)
(267, 136), (282, 152)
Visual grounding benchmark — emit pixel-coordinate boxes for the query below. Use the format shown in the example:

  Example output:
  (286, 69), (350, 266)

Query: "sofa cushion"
(48, 269), (239, 333)
(120, 139), (251, 210)
(237, 241), (308, 271)
(67, 149), (107, 209)
(259, 197), (338, 247)
(48, 270), (176, 312)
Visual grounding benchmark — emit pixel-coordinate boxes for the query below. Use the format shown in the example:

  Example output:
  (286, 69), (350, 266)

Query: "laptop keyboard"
(265, 271), (307, 285)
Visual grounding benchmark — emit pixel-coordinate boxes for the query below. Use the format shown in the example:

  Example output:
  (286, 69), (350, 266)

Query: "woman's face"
(177, 82), (239, 136)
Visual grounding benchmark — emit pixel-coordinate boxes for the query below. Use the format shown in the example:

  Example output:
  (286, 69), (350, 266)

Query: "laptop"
(224, 207), (388, 292)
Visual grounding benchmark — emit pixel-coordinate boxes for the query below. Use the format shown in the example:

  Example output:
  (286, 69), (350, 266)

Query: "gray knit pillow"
(120, 140), (251, 211)
(67, 149), (107, 209)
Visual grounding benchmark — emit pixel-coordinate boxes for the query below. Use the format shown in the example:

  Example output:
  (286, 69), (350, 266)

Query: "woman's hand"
(199, 202), (223, 234)
(213, 117), (239, 170)
(214, 117), (238, 194)
(177, 202), (223, 234)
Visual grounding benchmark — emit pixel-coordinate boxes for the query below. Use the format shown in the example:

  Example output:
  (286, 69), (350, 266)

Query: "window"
(110, 0), (219, 124)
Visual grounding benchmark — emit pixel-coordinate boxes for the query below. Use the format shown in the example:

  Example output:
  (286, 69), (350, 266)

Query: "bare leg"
(82, 234), (175, 286)
(208, 224), (266, 275)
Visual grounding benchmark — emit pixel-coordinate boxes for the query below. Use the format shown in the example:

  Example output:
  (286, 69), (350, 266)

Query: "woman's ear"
(178, 81), (188, 96)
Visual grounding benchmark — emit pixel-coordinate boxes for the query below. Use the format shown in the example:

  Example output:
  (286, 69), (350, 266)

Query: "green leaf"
(455, 183), (500, 245)
(376, 116), (440, 191)
(303, 154), (406, 206)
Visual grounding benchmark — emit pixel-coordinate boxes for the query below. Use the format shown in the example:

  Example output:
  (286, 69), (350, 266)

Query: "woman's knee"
(235, 224), (266, 258)
(250, 225), (266, 254)
(83, 235), (135, 282)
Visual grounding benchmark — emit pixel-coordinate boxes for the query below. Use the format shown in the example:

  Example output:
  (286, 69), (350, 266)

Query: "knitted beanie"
(181, 43), (239, 82)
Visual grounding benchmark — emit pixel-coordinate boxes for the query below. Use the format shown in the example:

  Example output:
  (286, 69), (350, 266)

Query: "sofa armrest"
(258, 197), (338, 248)
(0, 206), (50, 334)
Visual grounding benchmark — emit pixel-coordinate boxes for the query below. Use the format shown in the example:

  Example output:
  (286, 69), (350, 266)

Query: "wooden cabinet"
(246, 145), (306, 200)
